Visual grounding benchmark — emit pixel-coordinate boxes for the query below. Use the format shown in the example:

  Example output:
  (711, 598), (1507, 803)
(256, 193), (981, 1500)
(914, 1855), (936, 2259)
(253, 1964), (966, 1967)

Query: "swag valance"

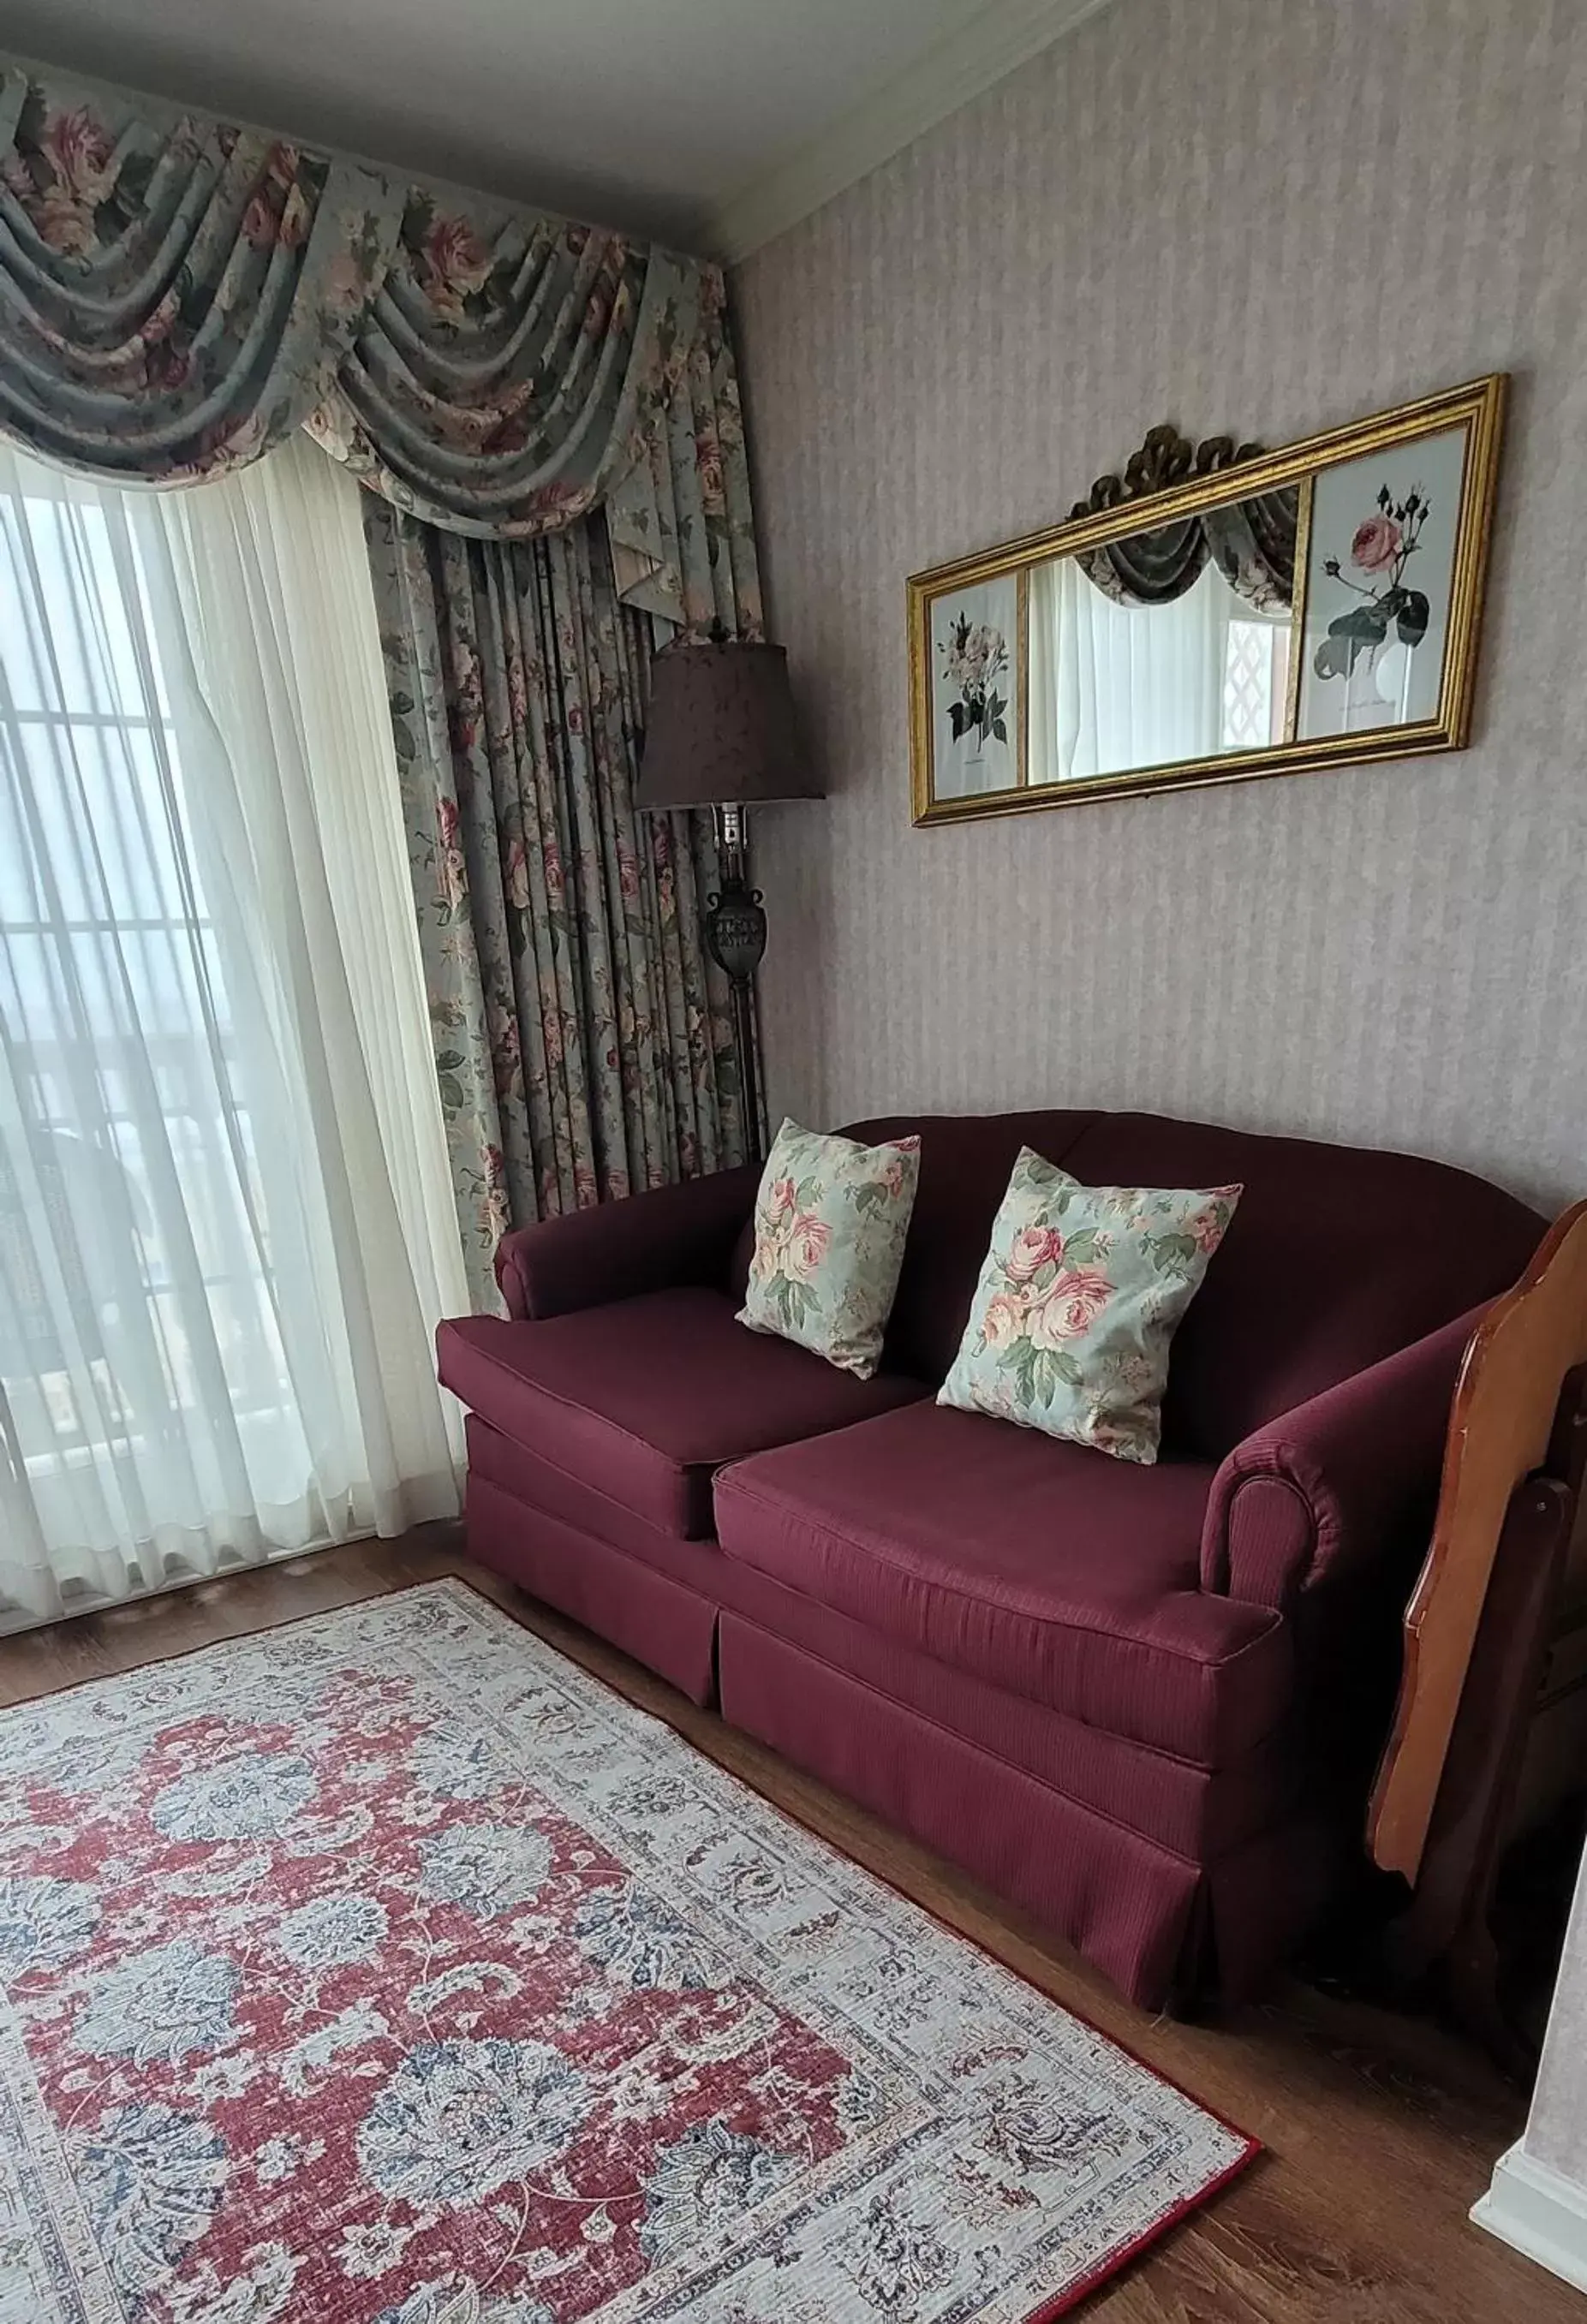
(0, 59), (743, 619)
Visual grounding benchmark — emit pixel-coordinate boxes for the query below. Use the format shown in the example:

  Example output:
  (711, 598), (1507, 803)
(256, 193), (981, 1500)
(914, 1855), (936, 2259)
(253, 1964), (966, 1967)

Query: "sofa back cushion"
(1059, 1113), (1543, 1457)
(734, 1107), (1544, 1460)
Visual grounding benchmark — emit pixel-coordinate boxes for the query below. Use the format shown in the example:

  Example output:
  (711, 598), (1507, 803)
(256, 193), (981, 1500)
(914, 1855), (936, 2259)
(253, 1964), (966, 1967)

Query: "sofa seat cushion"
(438, 1289), (928, 1540)
(713, 1400), (1291, 1762)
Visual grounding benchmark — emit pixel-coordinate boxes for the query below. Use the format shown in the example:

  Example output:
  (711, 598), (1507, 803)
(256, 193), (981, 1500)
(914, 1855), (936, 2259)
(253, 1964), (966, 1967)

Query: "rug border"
(3, 1569), (1262, 2320)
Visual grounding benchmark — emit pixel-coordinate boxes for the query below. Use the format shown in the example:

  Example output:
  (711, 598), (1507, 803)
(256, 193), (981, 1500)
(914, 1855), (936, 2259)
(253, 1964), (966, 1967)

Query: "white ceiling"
(3, 0), (1055, 254)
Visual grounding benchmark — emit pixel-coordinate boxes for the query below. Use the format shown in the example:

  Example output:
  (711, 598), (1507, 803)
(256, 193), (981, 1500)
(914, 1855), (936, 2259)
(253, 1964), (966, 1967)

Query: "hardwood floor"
(3, 1528), (1578, 2323)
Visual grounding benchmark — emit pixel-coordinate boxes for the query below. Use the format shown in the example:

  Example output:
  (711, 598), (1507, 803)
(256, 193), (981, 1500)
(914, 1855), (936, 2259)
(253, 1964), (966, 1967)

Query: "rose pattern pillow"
(938, 1148), (1241, 1463)
(737, 1118), (921, 1379)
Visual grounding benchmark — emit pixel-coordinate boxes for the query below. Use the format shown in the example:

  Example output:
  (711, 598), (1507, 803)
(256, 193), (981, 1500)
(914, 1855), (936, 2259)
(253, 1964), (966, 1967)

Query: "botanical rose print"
(791, 1213), (832, 1273)
(1350, 514), (1401, 572)
(490, 1012), (522, 1101)
(878, 1146), (912, 1202)
(695, 432), (727, 509)
(940, 1152), (1240, 1463)
(477, 1179), (511, 1256)
(32, 185), (96, 256)
(745, 1170), (829, 1293)
(1029, 1264), (1115, 1345)
(321, 246), (373, 314)
(47, 108), (115, 202)
(523, 476), (589, 522)
(502, 835), (531, 911)
(18, 109), (115, 257)
(979, 1290), (1026, 1350)
(938, 607), (1010, 754)
(1184, 1202), (1229, 1255)
(738, 1122), (920, 1380)
(434, 796), (468, 912)
(1315, 477), (1433, 684)
(1005, 1223), (1065, 1284)
(447, 640), (485, 754)
(140, 333), (193, 394)
(241, 146), (310, 252)
(241, 193), (285, 251)
(421, 213), (492, 319)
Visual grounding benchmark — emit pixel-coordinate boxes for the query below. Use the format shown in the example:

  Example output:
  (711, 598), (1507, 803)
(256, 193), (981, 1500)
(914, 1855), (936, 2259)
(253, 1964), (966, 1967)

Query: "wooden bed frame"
(1367, 1199), (1587, 2062)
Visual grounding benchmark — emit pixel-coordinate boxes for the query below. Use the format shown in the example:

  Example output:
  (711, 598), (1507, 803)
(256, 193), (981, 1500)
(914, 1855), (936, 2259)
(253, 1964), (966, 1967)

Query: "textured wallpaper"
(733, 0), (1587, 1215)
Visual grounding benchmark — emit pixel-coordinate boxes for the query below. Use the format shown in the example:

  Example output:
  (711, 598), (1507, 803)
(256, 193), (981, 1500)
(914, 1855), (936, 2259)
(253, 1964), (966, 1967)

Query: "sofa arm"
(1200, 1307), (1487, 1610)
(493, 1162), (761, 1320)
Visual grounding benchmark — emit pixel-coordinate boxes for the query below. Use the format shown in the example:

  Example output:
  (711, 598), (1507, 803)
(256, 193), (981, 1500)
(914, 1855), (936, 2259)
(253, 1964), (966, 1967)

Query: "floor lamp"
(633, 635), (821, 1168)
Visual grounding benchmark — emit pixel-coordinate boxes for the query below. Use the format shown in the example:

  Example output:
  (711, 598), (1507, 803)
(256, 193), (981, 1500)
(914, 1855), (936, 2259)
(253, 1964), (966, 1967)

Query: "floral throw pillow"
(938, 1148), (1241, 1464)
(737, 1118), (921, 1380)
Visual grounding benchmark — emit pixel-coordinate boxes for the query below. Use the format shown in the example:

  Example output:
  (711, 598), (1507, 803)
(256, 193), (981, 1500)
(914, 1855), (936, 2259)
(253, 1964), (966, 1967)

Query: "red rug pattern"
(0, 1582), (1252, 2321)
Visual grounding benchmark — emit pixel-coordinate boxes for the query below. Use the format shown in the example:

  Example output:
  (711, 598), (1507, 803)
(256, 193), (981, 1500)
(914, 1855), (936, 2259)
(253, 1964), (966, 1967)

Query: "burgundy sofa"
(437, 1110), (1545, 2011)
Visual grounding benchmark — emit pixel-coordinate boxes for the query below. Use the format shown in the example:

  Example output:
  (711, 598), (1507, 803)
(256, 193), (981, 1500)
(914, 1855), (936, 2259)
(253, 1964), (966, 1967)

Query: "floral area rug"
(0, 1581), (1254, 2323)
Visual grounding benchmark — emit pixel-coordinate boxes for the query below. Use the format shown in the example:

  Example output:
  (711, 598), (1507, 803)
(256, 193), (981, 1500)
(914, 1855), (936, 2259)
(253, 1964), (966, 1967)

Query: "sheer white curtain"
(1029, 558), (1287, 786)
(0, 434), (468, 1630)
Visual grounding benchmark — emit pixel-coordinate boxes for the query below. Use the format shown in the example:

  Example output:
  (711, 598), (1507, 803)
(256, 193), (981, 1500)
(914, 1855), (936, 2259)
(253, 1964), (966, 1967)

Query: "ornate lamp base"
(707, 802), (767, 1168)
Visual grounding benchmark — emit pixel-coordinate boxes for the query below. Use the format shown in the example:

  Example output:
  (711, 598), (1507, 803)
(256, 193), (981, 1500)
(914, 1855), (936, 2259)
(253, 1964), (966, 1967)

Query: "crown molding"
(706, 0), (1116, 265)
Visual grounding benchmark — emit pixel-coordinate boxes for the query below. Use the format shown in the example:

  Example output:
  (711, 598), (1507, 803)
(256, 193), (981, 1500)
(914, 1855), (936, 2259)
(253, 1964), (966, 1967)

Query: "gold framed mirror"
(908, 374), (1506, 825)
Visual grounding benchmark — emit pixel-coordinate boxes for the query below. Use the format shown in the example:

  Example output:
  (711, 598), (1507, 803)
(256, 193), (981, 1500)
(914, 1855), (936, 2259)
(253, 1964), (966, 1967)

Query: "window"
(0, 439), (463, 1629)
(1220, 617), (1292, 752)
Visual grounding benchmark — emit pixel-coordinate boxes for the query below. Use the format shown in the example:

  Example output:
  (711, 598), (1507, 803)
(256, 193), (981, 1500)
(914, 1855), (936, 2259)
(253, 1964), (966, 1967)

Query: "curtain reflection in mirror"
(1029, 558), (1290, 788)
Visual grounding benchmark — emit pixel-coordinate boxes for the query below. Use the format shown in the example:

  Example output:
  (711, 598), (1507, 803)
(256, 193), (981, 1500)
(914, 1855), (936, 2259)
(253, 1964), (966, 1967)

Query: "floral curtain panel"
(0, 59), (733, 617)
(365, 504), (750, 1310)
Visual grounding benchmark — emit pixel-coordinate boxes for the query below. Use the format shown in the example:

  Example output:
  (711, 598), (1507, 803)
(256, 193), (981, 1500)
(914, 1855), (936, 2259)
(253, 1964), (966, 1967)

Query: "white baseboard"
(1472, 2141), (1587, 2295)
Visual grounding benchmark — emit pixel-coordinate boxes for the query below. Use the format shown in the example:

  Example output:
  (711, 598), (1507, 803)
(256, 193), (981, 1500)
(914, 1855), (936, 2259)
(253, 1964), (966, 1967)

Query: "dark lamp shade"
(634, 639), (822, 809)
